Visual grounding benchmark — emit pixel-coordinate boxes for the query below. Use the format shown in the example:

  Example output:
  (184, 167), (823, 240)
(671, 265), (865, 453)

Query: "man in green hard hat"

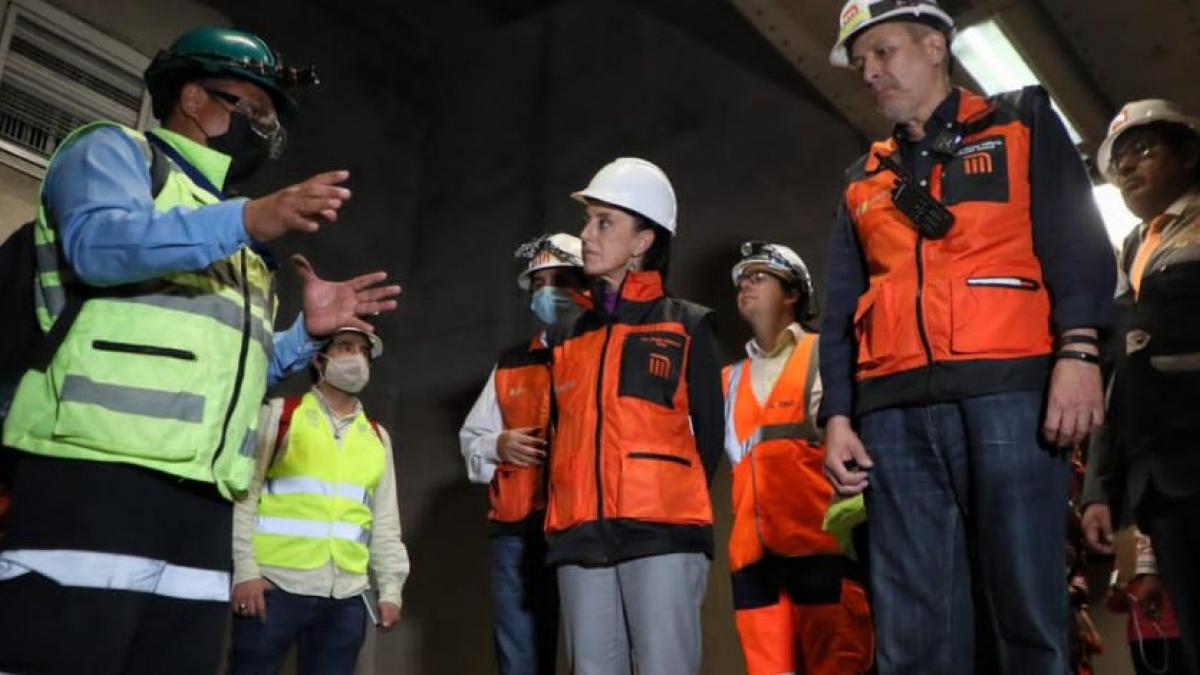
(0, 26), (400, 674)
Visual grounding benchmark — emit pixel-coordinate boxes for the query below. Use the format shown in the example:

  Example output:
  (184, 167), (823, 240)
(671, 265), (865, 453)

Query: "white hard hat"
(514, 233), (584, 290)
(732, 241), (818, 324)
(1097, 99), (1200, 181)
(571, 157), (678, 236)
(330, 326), (383, 359)
(830, 0), (955, 68)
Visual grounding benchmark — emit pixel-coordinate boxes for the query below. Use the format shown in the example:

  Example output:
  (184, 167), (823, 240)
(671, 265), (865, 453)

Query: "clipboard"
(360, 588), (381, 626)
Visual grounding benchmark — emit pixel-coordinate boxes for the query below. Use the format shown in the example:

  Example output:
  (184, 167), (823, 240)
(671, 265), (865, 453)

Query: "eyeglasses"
(1111, 138), (1161, 171)
(737, 270), (778, 287)
(203, 87), (287, 158)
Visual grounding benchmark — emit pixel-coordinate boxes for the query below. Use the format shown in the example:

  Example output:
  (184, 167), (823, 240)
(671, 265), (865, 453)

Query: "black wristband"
(1059, 334), (1100, 349)
(1057, 349), (1100, 364)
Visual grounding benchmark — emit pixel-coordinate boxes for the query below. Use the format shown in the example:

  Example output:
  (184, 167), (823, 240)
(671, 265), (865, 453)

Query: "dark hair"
(150, 74), (188, 121)
(631, 215), (671, 279)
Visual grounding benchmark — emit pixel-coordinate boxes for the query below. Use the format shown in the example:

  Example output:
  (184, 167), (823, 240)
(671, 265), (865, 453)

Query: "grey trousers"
(557, 552), (710, 675)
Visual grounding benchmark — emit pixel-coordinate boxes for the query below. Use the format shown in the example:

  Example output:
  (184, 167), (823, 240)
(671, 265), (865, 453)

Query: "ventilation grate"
(0, 0), (149, 172)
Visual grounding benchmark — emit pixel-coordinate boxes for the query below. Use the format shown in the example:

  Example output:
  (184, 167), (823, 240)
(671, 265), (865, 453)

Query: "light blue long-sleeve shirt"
(43, 125), (317, 385)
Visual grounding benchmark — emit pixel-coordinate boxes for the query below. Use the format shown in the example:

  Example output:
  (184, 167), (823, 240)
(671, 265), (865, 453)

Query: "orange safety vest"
(488, 338), (551, 525)
(844, 87), (1054, 409)
(723, 333), (841, 572)
(547, 271), (713, 561)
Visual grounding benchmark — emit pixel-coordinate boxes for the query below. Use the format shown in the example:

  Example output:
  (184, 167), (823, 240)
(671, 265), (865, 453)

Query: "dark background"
(201, 0), (867, 671)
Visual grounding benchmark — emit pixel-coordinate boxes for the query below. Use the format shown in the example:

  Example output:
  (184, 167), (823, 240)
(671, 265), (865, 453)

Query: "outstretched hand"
(293, 254), (402, 337)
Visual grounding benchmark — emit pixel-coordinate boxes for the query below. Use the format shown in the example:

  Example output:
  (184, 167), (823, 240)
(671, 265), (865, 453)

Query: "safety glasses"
(204, 87), (287, 159)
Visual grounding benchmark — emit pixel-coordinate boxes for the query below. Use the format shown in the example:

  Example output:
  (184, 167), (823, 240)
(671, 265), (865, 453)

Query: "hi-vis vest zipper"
(253, 392), (386, 575)
(722, 333), (841, 572)
(3, 122), (275, 499)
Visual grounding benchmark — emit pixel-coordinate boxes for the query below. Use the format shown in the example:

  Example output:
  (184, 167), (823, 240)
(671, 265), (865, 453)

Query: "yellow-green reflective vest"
(253, 393), (386, 574)
(2, 122), (275, 500)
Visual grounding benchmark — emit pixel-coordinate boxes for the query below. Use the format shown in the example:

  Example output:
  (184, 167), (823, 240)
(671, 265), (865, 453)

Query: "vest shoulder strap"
(28, 138), (169, 374)
(275, 394), (305, 455)
(147, 139), (170, 197)
(275, 393), (385, 456)
(965, 85), (1044, 134)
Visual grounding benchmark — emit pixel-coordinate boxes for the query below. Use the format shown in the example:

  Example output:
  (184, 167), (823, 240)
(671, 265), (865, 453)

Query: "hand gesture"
(243, 170), (352, 242)
(293, 254), (401, 336)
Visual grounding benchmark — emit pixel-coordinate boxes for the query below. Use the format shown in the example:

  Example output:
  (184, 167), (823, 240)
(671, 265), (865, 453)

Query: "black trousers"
(1139, 490), (1200, 675)
(0, 454), (232, 675)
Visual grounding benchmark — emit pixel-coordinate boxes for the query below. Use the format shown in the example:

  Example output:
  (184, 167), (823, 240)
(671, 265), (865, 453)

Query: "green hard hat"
(144, 27), (318, 120)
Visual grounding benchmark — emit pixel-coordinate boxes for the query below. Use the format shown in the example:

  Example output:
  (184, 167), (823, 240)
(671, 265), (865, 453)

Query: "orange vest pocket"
(853, 285), (885, 369)
(950, 271), (1052, 355)
(546, 450), (591, 533)
(489, 464), (545, 523)
(751, 444), (840, 557)
(616, 450), (711, 524)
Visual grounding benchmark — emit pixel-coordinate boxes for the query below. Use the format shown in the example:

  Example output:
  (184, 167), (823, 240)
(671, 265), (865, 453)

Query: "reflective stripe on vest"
(265, 476), (374, 510)
(253, 392), (386, 574)
(3, 122), (273, 500)
(61, 375), (206, 423)
(255, 515), (372, 545)
(722, 334), (840, 570)
(723, 361), (815, 465)
(0, 549), (229, 602)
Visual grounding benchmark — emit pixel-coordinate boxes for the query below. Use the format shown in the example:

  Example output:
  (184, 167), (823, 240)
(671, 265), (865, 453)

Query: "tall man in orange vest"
(820, 2), (1117, 673)
(459, 234), (586, 675)
(723, 241), (874, 675)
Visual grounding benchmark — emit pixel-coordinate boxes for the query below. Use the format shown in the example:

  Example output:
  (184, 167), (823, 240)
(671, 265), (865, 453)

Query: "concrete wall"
(208, 1), (869, 672)
(0, 163), (36, 242)
(2, 0), (1140, 671)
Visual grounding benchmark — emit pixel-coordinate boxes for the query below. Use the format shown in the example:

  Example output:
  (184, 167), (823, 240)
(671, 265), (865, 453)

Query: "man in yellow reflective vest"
(0, 27), (400, 674)
(230, 327), (408, 674)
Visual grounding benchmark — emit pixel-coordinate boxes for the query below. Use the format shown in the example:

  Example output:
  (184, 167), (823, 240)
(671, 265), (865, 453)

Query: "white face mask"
(320, 353), (370, 394)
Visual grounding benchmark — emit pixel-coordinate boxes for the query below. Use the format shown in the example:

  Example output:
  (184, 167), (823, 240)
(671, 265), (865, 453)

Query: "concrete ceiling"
(732, 0), (1200, 165)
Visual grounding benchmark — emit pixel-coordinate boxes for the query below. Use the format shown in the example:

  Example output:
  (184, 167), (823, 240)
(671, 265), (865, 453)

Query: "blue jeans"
(859, 391), (1069, 675)
(229, 587), (367, 675)
(490, 533), (559, 675)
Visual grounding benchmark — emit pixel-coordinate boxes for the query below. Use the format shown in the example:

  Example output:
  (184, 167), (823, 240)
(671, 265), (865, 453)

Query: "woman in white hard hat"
(1082, 99), (1200, 674)
(544, 158), (724, 675)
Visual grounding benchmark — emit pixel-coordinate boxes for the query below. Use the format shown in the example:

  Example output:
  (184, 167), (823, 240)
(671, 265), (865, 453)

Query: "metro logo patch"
(943, 135), (1009, 205)
(841, 2), (863, 26)
(1109, 107), (1130, 135)
(956, 137), (1005, 157)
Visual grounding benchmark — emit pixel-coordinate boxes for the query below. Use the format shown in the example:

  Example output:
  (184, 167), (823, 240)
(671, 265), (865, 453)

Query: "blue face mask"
(530, 287), (578, 325)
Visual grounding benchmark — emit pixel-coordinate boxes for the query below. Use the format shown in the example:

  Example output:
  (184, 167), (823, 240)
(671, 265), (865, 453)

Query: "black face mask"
(207, 112), (271, 185)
